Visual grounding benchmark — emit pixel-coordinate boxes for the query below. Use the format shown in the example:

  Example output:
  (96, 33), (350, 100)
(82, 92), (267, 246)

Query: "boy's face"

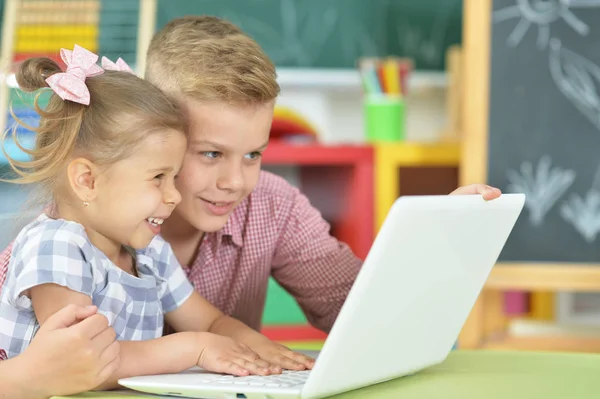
(173, 100), (273, 233)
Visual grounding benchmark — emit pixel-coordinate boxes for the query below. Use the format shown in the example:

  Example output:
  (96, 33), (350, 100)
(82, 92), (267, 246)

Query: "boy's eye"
(245, 151), (262, 160)
(201, 151), (221, 159)
(154, 173), (165, 180)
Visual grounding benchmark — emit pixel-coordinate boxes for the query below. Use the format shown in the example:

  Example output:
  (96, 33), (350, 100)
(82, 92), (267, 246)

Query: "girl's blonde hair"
(2, 57), (186, 202)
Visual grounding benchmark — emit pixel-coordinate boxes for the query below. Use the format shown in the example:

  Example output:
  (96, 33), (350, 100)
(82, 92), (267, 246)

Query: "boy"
(143, 15), (501, 333)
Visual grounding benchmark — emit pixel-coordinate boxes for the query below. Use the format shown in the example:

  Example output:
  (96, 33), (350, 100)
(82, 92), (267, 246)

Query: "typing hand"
(245, 338), (315, 372)
(196, 333), (273, 376)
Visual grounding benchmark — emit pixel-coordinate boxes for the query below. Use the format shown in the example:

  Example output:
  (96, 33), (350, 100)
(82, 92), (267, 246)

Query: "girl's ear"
(67, 157), (100, 204)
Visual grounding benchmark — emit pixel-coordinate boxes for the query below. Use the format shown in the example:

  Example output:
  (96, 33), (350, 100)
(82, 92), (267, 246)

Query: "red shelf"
(261, 325), (328, 341)
(263, 142), (372, 165)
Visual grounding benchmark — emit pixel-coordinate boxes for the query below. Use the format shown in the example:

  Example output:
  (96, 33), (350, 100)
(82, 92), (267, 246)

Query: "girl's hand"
(196, 333), (273, 376)
(244, 337), (315, 372)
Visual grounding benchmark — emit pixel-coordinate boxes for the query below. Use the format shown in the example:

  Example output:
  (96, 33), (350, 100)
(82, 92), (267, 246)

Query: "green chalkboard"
(155, 0), (463, 70)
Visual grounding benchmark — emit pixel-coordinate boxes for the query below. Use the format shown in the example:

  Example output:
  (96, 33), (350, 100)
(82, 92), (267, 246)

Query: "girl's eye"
(245, 151), (262, 160)
(154, 173), (165, 180)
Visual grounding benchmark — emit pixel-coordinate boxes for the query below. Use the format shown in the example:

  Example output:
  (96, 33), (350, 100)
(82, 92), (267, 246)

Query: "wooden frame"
(458, 0), (600, 350)
(0, 0), (18, 137)
(136, 0), (157, 77)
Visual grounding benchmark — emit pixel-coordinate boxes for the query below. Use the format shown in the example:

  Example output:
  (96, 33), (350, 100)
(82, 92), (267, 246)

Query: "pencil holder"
(364, 95), (405, 142)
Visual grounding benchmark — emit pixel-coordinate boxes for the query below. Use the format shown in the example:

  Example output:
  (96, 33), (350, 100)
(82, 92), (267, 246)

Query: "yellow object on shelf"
(374, 141), (461, 231)
(17, 25), (98, 38)
(18, 12), (100, 25)
(16, 39), (98, 53)
(531, 291), (555, 320)
(18, 0), (100, 12)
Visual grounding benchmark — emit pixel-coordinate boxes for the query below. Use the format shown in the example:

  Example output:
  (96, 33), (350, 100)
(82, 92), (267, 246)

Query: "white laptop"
(119, 193), (525, 399)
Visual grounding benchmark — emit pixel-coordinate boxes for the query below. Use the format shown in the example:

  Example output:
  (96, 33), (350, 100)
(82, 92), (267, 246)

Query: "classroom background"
(1, 0), (600, 354)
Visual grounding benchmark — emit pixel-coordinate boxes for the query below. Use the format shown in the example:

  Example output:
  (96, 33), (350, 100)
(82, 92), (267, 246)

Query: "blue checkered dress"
(0, 214), (194, 359)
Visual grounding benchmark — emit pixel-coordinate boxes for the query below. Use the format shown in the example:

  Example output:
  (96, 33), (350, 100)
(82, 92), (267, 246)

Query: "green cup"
(364, 95), (405, 142)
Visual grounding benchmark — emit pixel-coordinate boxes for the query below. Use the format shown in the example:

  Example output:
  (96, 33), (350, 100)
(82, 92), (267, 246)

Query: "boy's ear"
(67, 158), (100, 203)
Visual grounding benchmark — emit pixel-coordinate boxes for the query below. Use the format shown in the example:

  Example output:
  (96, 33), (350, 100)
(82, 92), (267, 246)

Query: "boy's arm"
(0, 356), (33, 399)
(271, 187), (363, 334)
(270, 182), (501, 334)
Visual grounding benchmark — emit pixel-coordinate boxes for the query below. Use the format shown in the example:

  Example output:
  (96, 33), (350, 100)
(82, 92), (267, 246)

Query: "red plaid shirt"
(0, 171), (362, 334)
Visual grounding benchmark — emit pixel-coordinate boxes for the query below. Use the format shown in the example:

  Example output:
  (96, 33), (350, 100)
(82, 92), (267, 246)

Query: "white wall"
(275, 68), (448, 144)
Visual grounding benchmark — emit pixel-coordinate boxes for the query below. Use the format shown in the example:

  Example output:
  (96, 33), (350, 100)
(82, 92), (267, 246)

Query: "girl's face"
(85, 129), (187, 255)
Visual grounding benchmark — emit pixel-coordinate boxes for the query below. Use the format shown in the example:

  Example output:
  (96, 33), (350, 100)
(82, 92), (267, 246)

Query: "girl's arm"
(165, 291), (315, 371)
(31, 284), (270, 391)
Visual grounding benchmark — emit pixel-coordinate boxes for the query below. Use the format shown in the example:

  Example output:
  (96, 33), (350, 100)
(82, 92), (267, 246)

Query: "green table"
(55, 350), (600, 399)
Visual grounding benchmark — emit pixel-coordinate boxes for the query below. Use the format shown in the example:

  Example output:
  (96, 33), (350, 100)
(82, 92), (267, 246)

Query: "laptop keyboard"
(209, 370), (311, 388)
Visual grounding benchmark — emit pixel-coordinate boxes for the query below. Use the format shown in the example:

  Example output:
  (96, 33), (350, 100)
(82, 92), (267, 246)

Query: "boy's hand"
(18, 304), (120, 398)
(196, 333), (273, 376)
(244, 337), (315, 372)
(450, 184), (502, 201)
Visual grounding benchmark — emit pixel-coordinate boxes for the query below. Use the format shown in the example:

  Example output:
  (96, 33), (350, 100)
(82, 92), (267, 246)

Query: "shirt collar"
(217, 199), (246, 247)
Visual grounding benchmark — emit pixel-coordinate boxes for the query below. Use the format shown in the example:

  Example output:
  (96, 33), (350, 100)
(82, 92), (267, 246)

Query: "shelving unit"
(374, 141), (461, 230)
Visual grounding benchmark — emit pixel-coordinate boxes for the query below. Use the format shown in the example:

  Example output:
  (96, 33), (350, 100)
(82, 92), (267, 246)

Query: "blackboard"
(488, 0), (600, 262)
(155, 0), (463, 70)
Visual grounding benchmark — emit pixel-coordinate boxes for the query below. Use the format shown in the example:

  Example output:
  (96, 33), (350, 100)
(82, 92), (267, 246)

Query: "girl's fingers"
(287, 351), (315, 369)
(270, 353), (306, 371)
(234, 346), (273, 371)
(233, 358), (270, 376)
(222, 360), (251, 377)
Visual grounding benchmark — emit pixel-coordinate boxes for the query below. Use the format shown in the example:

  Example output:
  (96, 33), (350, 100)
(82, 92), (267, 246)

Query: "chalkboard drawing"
(549, 38), (600, 132)
(395, 0), (460, 69)
(506, 155), (576, 226)
(560, 164), (600, 243)
(223, 0), (339, 66)
(493, 0), (589, 49)
(562, 0), (600, 8)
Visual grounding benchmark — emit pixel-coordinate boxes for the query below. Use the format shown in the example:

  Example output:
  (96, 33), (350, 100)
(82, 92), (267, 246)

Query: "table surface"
(54, 349), (600, 399)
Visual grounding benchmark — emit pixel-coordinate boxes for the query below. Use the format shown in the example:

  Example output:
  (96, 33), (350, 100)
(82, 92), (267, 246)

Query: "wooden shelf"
(375, 141), (460, 166)
(488, 264), (600, 291)
(481, 333), (600, 353)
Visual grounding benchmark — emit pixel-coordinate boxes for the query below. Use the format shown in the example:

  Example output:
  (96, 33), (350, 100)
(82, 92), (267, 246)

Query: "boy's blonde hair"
(2, 57), (186, 202)
(146, 16), (280, 104)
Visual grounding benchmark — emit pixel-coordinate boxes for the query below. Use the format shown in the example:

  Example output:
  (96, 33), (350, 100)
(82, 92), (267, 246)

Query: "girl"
(0, 45), (310, 392)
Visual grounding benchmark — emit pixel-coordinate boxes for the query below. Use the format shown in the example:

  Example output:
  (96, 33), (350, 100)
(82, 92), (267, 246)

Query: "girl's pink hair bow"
(45, 45), (104, 105)
(101, 56), (134, 74)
